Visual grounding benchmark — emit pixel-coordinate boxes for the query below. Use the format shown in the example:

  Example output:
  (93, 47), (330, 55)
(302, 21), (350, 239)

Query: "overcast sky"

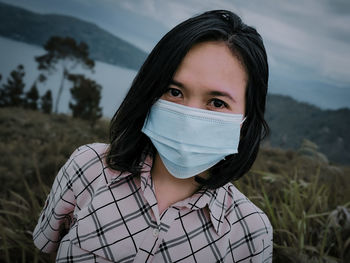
(1, 0), (350, 109)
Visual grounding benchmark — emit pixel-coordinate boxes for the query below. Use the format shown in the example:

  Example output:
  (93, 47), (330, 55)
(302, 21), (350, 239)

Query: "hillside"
(265, 94), (350, 164)
(0, 2), (147, 70)
(0, 107), (109, 195)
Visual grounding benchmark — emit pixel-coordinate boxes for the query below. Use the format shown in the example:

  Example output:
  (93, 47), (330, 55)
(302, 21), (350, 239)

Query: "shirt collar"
(187, 186), (229, 235)
(139, 155), (153, 192)
(106, 154), (230, 235)
(207, 186), (230, 235)
(158, 181), (230, 235)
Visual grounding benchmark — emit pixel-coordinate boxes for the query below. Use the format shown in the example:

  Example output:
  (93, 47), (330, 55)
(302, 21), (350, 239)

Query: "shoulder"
(62, 143), (110, 180)
(220, 182), (273, 261)
(209, 182), (272, 234)
(59, 143), (113, 194)
(68, 143), (109, 164)
(223, 182), (271, 226)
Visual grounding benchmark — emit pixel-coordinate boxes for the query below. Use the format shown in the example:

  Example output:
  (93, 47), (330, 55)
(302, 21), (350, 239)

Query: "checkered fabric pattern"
(33, 143), (273, 262)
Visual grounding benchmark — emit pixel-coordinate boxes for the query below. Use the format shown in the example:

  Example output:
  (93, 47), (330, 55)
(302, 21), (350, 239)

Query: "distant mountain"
(265, 94), (350, 164)
(0, 2), (147, 70)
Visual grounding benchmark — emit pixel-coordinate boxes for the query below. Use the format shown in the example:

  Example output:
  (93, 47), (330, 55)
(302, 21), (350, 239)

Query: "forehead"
(173, 41), (248, 91)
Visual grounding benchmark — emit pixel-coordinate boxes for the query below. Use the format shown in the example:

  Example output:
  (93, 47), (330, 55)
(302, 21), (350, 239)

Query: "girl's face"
(161, 41), (247, 115)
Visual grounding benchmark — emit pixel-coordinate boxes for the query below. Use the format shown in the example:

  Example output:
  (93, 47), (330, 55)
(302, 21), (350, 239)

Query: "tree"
(25, 84), (39, 110)
(0, 64), (25, 107)
(68, 74), (102, 127)
(40, 90), (53, 114)
(35, 36), (95, 113)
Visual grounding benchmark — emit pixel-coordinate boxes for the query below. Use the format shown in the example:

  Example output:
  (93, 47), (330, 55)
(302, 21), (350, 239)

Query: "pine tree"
(40, 90), (53, 114)
(0, 65), (25, 107)
(36, 36), (95, 113)
(25, 84), (39, 110)
(68, 74), (102, 127)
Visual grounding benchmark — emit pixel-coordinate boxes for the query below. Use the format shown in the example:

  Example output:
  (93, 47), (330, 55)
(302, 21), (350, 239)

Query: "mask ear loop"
(223, 116), (246, 161)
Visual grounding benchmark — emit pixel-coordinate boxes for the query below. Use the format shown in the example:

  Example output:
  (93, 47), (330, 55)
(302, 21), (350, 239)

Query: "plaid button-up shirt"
(33, 143), (273, 262)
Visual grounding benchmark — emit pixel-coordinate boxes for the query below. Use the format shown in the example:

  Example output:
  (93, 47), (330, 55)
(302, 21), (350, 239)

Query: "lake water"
(0, 36), (137, 117)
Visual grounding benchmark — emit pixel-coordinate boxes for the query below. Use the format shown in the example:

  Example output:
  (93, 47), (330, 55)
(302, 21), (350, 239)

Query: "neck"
(151, 153), (201, 213)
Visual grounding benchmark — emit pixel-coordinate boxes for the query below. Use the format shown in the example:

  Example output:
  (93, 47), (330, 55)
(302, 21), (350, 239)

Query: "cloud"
(118, 0), (350, 87)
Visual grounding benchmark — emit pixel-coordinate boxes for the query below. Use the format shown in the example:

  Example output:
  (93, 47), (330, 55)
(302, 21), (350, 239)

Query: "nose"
(183, 98), (204, 110)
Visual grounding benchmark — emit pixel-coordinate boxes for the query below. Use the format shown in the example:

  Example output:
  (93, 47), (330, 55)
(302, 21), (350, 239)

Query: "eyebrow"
(170, 80), (185, 88)
(170, 80), (235, 102)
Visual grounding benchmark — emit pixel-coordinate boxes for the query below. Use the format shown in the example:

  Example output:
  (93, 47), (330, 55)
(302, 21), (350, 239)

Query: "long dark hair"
(106, 10), (269, 189)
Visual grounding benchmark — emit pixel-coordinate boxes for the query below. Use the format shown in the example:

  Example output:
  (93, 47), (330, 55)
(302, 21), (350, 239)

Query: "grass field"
(0, 108), (349, 262)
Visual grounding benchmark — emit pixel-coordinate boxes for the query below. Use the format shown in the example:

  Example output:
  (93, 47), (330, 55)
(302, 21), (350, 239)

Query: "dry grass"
(0, 108), (349, 262)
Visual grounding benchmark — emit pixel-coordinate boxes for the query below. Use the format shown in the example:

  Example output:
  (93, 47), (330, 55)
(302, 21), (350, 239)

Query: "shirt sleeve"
(244, 219), (273, 263)
(262, 223), (273, 263)
(32, 147), (81, 253)
(253, 213), (273, 263)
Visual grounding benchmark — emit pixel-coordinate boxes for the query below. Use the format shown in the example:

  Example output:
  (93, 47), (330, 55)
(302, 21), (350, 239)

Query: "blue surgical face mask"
(141, 99), (244, 179)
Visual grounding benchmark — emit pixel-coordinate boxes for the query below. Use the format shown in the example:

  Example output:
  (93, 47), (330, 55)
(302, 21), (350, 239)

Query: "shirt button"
(153, 228), (159, 237)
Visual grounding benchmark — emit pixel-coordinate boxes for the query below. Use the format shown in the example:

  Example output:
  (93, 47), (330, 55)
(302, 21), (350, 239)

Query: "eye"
(167, 88), (182, 98)
(209, 99), (228, 109)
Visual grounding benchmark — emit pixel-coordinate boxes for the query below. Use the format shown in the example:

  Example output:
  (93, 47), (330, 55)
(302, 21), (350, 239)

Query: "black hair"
(106, 10), (269, 189)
